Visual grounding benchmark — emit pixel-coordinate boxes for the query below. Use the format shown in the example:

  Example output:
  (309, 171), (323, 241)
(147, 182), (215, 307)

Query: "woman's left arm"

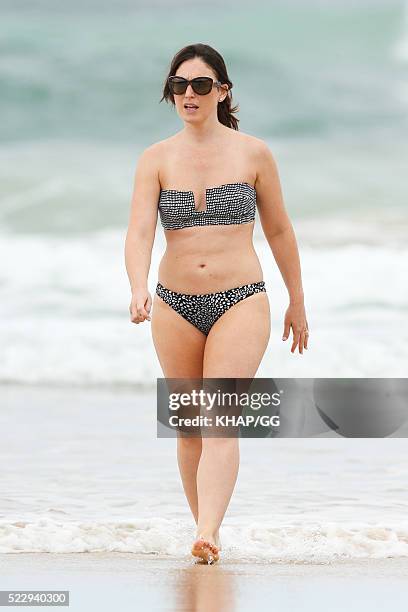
(253, 139), (309, 354)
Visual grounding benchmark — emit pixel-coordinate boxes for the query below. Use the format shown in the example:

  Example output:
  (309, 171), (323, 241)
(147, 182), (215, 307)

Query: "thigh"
(151, 293), (206, 378)
(203, 292), (271, 378)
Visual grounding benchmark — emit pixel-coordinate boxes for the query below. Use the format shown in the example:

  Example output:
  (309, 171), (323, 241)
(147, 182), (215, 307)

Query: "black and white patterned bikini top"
(158, 181), (256, 230)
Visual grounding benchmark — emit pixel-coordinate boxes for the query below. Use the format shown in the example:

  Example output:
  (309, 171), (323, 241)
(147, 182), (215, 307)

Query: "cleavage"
(192, 187), (208, 212)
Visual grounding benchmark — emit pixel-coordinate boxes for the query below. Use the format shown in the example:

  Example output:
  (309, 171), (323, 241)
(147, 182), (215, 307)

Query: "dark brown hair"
(160, 43), (240, 130)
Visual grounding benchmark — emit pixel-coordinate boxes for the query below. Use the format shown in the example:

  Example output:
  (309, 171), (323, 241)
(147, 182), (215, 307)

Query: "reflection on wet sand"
(174, 563), (236, 612)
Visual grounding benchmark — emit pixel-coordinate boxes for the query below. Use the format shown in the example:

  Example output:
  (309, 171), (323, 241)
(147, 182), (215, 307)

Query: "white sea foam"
(1, 518), (408, 561)
(0, 227), (407, 386)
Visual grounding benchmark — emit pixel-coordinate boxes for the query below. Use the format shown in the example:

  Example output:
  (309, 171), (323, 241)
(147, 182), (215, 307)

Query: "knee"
(201, 437), (238, 451)
(178, 435), (202, 447)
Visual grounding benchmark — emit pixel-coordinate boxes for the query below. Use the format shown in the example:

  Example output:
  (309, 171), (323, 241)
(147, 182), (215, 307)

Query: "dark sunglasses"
(168, 75), (222, 96)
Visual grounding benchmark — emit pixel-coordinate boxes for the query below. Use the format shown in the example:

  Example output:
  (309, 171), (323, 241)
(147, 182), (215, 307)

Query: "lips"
(184, 104), (198, 109)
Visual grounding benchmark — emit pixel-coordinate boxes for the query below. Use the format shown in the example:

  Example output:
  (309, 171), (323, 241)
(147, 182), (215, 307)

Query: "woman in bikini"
(125, 43), (309, 564)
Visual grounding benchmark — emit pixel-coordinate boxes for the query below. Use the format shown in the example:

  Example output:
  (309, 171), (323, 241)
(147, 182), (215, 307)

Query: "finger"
(298, 330), (305, 354)
(145, 295), (152, 320)
(129, 304), (138, 320)
(130, 305), (145, 323)
(291, 326), (301, 353)
(136, 304), (150, 321)
(304, 321), (309, 349)
(282, 321), (290, 341)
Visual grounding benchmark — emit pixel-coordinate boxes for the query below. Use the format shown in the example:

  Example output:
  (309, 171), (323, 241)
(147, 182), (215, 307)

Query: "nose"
(185, 83), (195, 97)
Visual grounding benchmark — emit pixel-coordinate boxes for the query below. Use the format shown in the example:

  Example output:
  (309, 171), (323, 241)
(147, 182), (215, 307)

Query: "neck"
(181, 117), (226, 145)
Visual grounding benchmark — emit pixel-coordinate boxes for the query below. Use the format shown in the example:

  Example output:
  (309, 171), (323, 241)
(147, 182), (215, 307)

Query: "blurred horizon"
(1, 0), (407, 233)
(1, 0), (407, 144)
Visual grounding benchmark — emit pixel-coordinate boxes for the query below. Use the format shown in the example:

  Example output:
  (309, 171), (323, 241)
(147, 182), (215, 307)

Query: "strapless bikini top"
(158, 181), (256, 230)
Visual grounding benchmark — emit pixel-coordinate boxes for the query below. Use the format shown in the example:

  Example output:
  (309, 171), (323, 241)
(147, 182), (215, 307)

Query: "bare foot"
(191, 536), (220, 564)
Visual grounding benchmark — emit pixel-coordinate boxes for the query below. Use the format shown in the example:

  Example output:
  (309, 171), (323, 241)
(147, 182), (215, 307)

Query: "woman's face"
(173, 57), (228, 123)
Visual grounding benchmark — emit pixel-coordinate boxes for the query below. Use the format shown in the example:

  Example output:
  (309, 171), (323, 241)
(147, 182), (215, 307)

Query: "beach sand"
(1, 553), (407, 611)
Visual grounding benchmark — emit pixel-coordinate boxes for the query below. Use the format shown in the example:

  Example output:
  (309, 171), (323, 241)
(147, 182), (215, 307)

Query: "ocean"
(1, 0), (407, 387)
(0, 0), (407, 566)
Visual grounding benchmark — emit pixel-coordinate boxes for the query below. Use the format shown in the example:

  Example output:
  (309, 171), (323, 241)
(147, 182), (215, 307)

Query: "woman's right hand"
(129, 288), (152, 324)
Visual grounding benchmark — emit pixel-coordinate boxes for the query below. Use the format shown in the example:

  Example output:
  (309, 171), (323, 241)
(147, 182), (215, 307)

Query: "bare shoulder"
(242, 134), (276, 163)
(235, 131), (276, 169)
(137, 137), (167, 164)
(233, 130), (262, 148)
(246, 135), (284, 213)
(137, 134), (178, 171)
(249, 138), (280, 190)
(134, 138), (170, 186)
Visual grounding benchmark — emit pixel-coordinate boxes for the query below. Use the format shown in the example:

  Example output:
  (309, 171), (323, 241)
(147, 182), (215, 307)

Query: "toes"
(192, 538), (219, 563)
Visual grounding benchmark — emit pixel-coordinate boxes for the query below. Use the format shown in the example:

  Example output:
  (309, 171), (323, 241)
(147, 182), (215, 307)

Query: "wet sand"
(1, 553), (407, 612)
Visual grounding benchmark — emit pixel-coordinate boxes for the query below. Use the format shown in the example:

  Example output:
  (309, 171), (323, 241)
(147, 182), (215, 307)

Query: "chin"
(182, 115), (201, 123)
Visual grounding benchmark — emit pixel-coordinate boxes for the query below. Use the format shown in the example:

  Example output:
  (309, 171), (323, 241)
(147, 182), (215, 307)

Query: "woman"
(125, 43), (309, 564)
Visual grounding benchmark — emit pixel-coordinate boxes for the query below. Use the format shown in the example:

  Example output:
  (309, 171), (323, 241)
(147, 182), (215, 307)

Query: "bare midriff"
(158, 222), (263, 294)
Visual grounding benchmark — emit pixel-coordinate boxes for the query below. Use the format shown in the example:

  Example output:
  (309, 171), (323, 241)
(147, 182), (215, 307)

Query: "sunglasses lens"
(169, 77), (214, 95)
(192, 78), (213, 95)
(169, 78), (187, 95)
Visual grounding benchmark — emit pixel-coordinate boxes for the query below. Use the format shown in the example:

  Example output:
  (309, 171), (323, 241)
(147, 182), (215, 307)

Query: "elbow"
(125, 223), (155, 246)
(263, 221), (293, 241)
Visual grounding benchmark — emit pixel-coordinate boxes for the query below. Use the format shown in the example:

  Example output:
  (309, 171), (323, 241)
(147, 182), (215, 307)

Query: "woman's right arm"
(124, 144), (161, 325)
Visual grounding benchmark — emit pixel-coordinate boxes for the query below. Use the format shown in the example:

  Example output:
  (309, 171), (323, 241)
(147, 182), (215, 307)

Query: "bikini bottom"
(155, 280), (266, 336)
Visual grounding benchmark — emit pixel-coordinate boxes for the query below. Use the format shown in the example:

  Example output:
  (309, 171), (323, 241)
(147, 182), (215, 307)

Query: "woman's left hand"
(282, 300), (309, 354)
